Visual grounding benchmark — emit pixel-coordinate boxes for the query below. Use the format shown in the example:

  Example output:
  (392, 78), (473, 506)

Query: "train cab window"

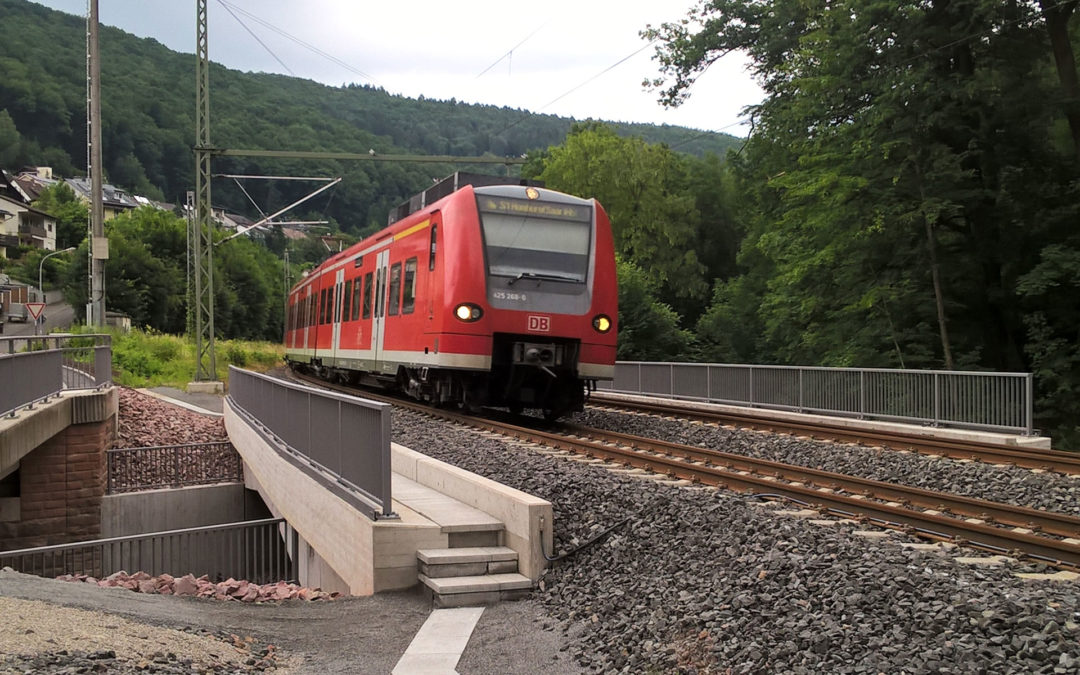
(343, 280), (353, 322)
(388, 263), (402, 316)
(352, 278), (362, 321)
(362, 272), (373, 319)
(429, 225), (437, 271)
(402, 258), (417, 314)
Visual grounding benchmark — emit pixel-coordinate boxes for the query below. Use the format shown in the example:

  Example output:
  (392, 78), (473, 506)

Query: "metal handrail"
(0, 334), (113, 418)
(0, 518), (295, 584)
(227, 366), (394, 519)
(598, 361), (1035, 435)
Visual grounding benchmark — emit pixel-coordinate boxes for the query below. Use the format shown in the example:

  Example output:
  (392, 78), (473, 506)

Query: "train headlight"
(454, 303), (483, 322)
(592, 314), (612, 333)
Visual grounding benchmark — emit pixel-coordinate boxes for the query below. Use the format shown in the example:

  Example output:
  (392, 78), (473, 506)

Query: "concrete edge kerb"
(135, 388), (223, 417)
(0, 388), (117, 474)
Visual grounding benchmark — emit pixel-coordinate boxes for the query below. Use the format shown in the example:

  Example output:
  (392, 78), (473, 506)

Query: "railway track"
(290, 371), (1080, 571)
(589, 394), (1080, 475)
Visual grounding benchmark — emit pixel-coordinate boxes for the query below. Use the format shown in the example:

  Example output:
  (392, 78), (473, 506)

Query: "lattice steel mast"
(193, 0), (216, 381)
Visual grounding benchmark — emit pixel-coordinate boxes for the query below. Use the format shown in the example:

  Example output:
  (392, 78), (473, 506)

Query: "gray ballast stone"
(391, 407), (1080, 674)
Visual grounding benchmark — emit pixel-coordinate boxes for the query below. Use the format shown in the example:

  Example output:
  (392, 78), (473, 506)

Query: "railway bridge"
(0, 336), (551, 606)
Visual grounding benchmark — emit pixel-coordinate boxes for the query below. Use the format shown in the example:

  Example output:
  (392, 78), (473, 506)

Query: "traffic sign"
(25, 302), (45, 320)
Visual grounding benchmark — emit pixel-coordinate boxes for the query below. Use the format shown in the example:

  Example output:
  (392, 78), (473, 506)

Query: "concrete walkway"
(393, 607), (485, 674)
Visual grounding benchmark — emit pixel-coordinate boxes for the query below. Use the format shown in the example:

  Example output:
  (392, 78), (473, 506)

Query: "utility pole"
(191, 0), (219, 390)
(87, 0), (106, 326)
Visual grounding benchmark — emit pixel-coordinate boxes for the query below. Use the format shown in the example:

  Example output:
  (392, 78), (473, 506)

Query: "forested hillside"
(0, 0), (739, 235)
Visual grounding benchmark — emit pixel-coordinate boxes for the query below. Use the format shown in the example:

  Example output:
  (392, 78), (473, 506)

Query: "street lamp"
(36, 246), (76, 335)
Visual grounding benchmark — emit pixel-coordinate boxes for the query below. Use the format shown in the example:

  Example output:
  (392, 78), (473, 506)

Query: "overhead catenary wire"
(216, 0), (295, 76)
(489, 40), (659, 139)
(216, 0), (378, 86)
(475, 22), (548, 79)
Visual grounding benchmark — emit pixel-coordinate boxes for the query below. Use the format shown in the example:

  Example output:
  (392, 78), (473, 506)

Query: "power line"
(217, 0), (378, 86)
(475, 23), (548, 79)
(491, 40), (659, 139)
(216, 0), (295, 76)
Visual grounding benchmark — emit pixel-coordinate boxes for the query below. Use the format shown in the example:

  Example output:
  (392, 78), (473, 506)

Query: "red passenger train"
(284, 173), (618, 419)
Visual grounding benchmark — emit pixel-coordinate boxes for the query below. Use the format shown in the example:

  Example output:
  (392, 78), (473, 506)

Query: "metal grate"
(106, 442), (243, 494)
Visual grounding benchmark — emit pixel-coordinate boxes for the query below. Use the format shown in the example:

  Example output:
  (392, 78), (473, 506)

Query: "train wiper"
(507, 272), (581, 286)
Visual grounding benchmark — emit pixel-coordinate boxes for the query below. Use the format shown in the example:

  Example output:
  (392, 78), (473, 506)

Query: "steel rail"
(589, 395), (1080, 474)
(288, 372), (1080, 570)
(554, 422), (1080, 539)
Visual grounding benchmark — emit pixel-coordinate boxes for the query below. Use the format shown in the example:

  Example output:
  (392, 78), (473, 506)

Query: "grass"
(64, 325), (283, 389)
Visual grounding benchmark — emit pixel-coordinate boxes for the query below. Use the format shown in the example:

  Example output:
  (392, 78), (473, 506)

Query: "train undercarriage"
(290, 334), (593, 420)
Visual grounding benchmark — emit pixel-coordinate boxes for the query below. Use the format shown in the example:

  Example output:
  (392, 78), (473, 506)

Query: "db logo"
(527, 315), (550, 332)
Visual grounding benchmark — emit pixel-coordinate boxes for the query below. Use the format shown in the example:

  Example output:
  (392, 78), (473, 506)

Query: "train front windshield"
(478, 195), (592, 283)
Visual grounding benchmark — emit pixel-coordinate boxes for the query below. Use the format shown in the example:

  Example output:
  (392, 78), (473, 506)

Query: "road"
(1, 293), (76, 337)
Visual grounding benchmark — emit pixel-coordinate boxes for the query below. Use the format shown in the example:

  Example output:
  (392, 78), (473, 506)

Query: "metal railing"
(107, 442), (243, 494)
(227, 366), (394, 519)
(0, 334), (112, 418)
(598, 362), (1035, 435)
(0, 518), (295, 584)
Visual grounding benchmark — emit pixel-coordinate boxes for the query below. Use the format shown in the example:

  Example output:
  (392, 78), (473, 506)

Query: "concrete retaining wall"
(101, 483), (247, 538)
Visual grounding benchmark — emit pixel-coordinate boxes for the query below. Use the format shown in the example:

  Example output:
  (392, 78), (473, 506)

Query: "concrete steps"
(417, 545), (533, 608)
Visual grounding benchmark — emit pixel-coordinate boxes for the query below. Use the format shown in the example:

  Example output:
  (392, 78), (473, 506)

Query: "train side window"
(319, 289), (327, 324)
(388, 263), (402, 316)
(309, 295), (316, 327)
(328, 286), (336, 324)
(402, 258), (417, 314)
(352, 277), (362, 321)
(429, 225), (437, 271)
(362, 272), (373, 319)
(343, 280), (353, 322)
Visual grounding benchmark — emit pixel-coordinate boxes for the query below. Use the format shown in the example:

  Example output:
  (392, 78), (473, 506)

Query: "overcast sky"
(31, 0), (762, 135)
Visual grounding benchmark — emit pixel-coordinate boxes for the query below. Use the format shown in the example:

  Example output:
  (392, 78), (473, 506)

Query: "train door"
(372, 249), (390, 371)
(331, 268), (345, 363)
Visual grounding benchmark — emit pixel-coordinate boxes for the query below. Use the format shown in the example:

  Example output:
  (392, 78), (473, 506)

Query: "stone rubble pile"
(115, 387), (228, 447)
(393, 406), (1080, 674)
(57, 570), (339, 603)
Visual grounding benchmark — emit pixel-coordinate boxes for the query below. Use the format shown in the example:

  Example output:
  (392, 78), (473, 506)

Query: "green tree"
(532, 123), (709, 319)
(615, 258), (695, 361)
(32, 182), (87, 249)
(647, 0), (1080, 441)
(0, 109), (21, 166)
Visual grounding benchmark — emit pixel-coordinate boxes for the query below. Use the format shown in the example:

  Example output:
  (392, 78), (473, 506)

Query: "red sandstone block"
(66, 459), (101, 470)
(20, 518), (64, 532)
(65, 488), (103, 499)
(66, 511), (101, 524)
(21, 475), (66, 489)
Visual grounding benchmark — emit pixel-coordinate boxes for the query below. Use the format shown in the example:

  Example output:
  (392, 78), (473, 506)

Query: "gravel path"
(0, 594), (276, 673)
(392, 406), (1080, 674)
(570, 407), (1080, 517)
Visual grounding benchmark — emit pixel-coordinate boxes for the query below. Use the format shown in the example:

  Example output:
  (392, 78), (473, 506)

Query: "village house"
(0, 171), (57, 255)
